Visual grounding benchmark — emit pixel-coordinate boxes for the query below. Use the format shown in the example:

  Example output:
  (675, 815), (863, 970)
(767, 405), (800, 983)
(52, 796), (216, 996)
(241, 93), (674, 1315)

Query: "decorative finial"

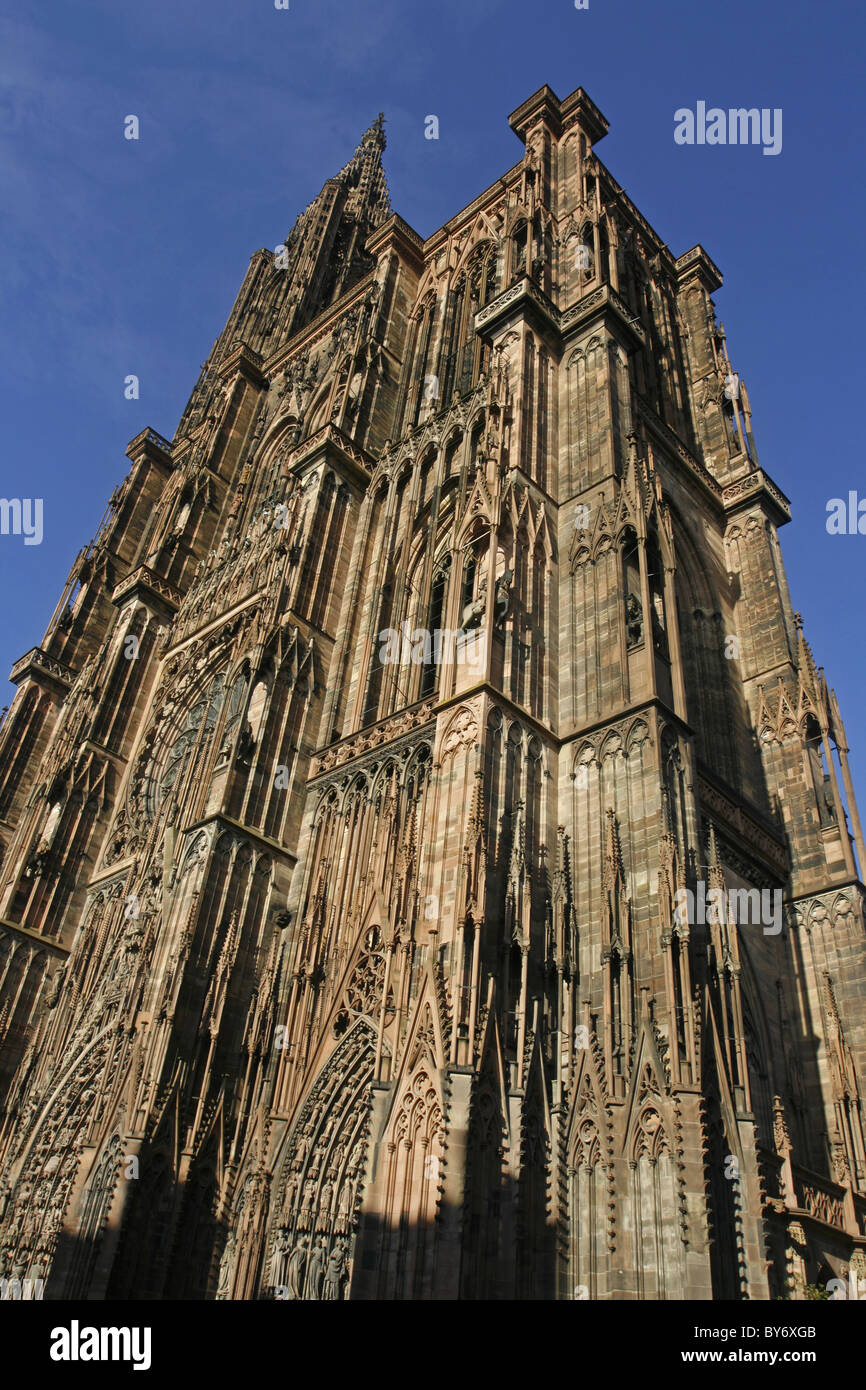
(362, 112), (387, 151)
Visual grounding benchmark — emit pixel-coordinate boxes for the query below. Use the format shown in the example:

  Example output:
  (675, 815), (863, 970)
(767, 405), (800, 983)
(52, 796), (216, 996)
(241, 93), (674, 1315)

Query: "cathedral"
(0, 83), (864, 1302)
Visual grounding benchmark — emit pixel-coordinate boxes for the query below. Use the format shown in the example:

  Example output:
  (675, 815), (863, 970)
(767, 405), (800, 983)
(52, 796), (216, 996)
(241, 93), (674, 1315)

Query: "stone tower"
(0, 86), (864, 1302)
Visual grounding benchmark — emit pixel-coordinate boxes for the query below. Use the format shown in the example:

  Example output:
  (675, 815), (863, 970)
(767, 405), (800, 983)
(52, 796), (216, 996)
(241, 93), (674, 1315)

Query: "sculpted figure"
(462, 573), (488, 631)
(283, 1170), (299, 1213)
(303, 1236), (326, 1300)
(286, 1235), (308, 1300)
(334, 1178), (355, 1235)
(269, 1226), (291, 1290)
(297, 1177), (317, 1231)
(315, 1179), (333, 1233)
(494, 569), (513, 626)
(44, 965), (65, 1010)
(625, 592), (643, 648)
(323, 1241), (348, 1301)
(215, 1232), (236, 1300)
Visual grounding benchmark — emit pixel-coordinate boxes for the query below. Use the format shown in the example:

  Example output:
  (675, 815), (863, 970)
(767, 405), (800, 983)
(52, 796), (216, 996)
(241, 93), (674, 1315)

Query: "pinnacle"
(793, 611), (820, 688)
(361, 112), (387, 152)
(334, 111), (391, 220)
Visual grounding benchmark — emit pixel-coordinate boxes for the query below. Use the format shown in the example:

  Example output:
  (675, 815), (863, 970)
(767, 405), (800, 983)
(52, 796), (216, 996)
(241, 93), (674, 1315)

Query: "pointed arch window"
(461, 551), (476, 606)
(531, 212), (548, 282)
(149, 670), (226, 818)
(440, 278), (463, 403)
(805, 715), (836, 827)
(444, 245), (498, 403)
(458, 522), (494, 643)
(578, 224), (594, 285)
(484, 250), (498, 303)
(511, 221), (528, 281)
(410, 295), (438, 427)
(363, 579), (394, 724)
(645, 533), (668, 658)
(622, 531), (643, 649)
(457, 273), (479, 396)
(598, 220), (610, 284)
(420, 556), (451, 698)
(610, 946), (625, 1075)
(216, 665), (251, 766)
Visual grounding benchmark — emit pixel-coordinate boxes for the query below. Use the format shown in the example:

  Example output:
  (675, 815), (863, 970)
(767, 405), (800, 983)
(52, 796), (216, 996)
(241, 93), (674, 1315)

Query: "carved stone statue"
(215, 1232), (236, 1300)
(269, 1225), (291, 1289)
(286, 1235), (308, 1300)
(462, 573), (488, 631)
(334, 1176), (356, 1235)
(303, 1236), (327, 1300)
(297, 1177), (317, 1231)
(283, 1170), (299, 1212)
(323, 1240), (348, 1301)
(823, 777), (837, 823)
(494, 569), (513, 627)
(625, 592), (643, 648)
(315, 1179), (333, 1233)
(44, 965), (65, 1010)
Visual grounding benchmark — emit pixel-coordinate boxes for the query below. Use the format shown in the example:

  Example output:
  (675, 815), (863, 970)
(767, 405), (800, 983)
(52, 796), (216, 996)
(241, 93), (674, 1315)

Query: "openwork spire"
(335, 112), (391, 230)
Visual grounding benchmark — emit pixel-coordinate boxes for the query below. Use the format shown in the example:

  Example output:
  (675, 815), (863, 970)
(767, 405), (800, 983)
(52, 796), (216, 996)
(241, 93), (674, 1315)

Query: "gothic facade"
(0, 85), (864, 1301)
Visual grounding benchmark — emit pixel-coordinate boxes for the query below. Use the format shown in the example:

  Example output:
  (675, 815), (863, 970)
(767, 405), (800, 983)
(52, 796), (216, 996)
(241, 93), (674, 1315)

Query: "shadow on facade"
(695, 738), (863, 1297)
(36, 1166), (560, 1301)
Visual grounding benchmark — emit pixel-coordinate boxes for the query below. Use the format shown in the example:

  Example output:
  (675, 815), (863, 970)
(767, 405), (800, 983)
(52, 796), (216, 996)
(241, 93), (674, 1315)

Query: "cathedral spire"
(331, 112), (390, 216)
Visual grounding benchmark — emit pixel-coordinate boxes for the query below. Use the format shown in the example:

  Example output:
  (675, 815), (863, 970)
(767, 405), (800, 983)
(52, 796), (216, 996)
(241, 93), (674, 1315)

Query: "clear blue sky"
(1, 0), (864, 795)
